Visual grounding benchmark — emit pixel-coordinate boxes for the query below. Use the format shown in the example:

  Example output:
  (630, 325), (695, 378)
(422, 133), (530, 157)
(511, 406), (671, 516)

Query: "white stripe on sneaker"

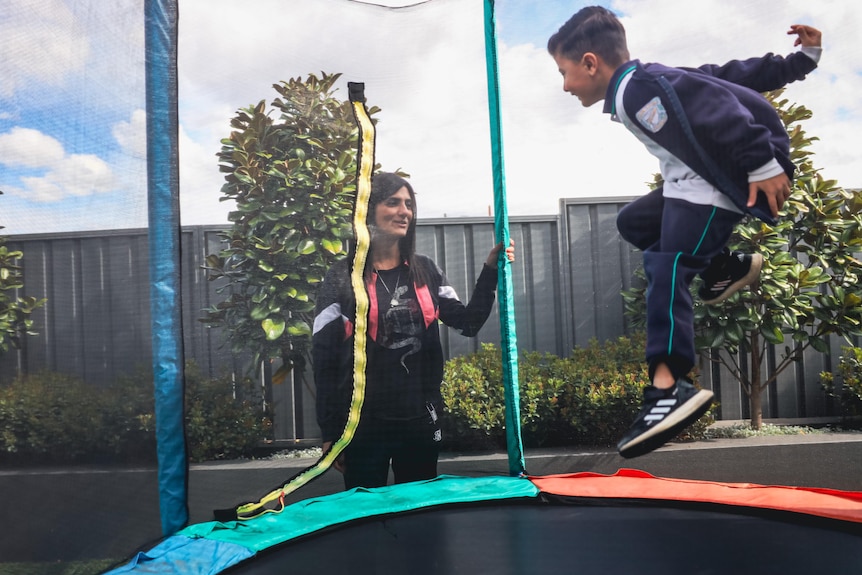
(643, 399), (677, 422)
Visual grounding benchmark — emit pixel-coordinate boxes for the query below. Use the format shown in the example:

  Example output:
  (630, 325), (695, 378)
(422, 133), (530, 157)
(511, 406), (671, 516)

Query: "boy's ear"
(582, 52), (599, 74)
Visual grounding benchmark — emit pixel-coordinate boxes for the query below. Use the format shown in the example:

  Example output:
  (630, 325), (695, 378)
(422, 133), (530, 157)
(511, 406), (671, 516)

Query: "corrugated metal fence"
(1, 198), (839, 439)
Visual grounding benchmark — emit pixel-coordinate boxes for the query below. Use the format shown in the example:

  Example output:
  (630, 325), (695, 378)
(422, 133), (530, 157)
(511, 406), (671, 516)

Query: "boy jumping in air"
(548, 7), (822, 458)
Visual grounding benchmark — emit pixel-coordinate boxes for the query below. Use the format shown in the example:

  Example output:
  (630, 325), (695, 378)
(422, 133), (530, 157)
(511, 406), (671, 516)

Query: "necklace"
(375, 268), (401, 308)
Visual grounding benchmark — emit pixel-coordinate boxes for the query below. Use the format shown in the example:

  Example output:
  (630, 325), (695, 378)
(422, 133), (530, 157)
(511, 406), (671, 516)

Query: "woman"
(312, 172), (514, 489)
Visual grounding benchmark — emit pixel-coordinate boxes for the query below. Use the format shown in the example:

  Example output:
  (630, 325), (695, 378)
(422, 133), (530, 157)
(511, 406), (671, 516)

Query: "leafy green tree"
(202, 72), (380, 382)
(624, 92), (862, 429)
(0, 196), (46, 355)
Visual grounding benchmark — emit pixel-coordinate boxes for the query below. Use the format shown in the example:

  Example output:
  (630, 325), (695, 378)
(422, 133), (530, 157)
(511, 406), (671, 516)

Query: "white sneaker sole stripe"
(619, 390), (714, 452)
(702, 254), (763, 305)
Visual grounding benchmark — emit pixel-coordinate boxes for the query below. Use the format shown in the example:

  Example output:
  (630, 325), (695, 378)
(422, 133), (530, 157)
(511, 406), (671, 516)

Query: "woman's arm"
(437, 241), (515, 337)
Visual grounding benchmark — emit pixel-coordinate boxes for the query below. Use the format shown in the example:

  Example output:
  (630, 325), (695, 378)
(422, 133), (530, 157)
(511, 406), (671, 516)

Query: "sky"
(0, 0), (859, 234)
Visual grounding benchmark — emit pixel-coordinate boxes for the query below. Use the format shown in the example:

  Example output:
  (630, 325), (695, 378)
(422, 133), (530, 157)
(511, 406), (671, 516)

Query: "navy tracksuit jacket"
(606, 49), (819, 378)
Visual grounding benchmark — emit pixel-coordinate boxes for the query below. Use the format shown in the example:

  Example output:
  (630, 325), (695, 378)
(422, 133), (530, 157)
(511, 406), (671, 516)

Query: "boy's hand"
(748, 173), (792, 218)
(788, 24), (822, 48)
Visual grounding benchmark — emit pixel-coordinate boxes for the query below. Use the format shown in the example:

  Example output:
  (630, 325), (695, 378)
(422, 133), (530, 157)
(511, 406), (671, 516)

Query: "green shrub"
(552, 335), (648, 446)
(441, 344), (564, 450)
(184, 363), (273, 462)
(0, 363), (273, 464)
(441, 344), (507, 450)
(821, 346), (862, 420)
(441, 333), (714, 451)
(0, 371), (155, 463)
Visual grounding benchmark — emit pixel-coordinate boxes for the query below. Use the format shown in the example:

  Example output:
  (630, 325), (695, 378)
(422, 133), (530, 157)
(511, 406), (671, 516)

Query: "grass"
(703, 422), (843, 439)
(0, 559), (118, 575)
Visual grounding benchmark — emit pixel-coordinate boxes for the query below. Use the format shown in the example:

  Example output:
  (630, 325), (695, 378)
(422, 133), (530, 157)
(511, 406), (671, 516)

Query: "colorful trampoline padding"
(105, 471), (862, 574)
(531, 468), (862, 524)
(185, 475), (538, 551)
(106, 475), (538, 574)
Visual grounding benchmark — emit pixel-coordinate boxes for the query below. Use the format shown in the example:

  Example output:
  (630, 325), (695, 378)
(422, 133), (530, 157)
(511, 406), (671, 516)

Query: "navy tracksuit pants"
(617, 187), (743, 380)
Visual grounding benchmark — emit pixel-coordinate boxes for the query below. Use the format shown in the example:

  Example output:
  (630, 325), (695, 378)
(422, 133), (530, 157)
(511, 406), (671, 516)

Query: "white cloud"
(17, 176), (65, 203)
(13, 153), (115, 203)
(0, 126), (117, 203)
(0, 0), (90, 97)
(179, 125), (231, 225)
(112, 109), (147, 160)
(0, 127), (66, 168)
(53, 154), (116, 197)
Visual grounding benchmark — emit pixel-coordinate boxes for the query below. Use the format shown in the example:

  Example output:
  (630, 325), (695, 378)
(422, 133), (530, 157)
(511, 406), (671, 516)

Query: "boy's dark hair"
(547, 6), (629, 67)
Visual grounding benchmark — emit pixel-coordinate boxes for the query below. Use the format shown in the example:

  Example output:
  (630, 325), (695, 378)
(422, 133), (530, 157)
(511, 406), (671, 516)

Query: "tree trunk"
(749, 336), (763, 430)
(750, 382), (763, 430)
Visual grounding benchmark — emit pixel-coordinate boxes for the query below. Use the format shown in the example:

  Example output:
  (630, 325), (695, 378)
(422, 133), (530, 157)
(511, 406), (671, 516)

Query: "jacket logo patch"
(636, 97), (668, 133)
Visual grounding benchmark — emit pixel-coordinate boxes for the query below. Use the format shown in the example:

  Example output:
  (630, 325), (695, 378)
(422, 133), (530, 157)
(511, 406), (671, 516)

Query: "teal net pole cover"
(145, 0), (188, 535)
(483, 0), (525, 476)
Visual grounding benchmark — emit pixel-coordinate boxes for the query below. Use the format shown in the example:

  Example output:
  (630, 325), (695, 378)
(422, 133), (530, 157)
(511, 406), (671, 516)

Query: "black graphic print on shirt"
(376, 266), (422, 371)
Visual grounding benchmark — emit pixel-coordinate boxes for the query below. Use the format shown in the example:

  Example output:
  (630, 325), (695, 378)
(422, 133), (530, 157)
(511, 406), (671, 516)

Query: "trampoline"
(108, 470), (862, 574)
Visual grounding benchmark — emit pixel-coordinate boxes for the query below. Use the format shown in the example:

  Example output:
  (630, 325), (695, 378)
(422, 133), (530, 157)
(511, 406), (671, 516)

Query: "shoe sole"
(702, 253), (763, 305)
(618, 389), (714, 459)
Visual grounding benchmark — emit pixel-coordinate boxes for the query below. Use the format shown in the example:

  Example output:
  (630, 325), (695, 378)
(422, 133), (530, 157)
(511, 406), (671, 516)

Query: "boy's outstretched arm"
(747, 25), (821, 218)
(695, 24), (821, 92)
(788, 24), (822, 48)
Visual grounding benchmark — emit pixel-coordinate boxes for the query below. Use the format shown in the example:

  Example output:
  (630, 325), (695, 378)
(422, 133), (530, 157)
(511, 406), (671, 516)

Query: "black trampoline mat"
(229, 501), (862, 574)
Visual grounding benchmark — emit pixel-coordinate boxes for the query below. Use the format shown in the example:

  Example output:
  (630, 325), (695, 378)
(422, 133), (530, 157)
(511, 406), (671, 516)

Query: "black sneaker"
(617, 379), (714, 459)
(699, 252), (763, 305)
